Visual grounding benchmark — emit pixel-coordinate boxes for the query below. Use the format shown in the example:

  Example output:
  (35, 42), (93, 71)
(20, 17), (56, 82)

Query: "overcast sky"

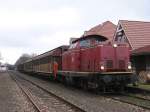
(0, 0), (149, 64)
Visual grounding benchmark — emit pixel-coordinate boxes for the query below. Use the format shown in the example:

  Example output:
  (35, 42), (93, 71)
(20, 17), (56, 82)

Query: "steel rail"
(126, 86), (150, 94)
(9, 73), (42, 112)
(123, 93), (150, 101)
(103, 93), (150, 110)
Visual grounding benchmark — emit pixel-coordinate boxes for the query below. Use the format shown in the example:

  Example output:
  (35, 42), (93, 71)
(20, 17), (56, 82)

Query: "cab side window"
(80, 40), (90, 47)
(69, 42), (78, 49)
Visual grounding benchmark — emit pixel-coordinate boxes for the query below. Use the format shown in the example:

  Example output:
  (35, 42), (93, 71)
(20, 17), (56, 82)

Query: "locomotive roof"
(72, 34), (108, 43)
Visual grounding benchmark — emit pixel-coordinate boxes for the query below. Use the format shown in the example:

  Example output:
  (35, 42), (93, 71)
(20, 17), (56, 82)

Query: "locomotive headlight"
(101, 66), (105, 70)
(128, 62), (132, 69)
(100, 62), (105, 70)
(128, 65), (132, 69)
(113, 44), (117, 48)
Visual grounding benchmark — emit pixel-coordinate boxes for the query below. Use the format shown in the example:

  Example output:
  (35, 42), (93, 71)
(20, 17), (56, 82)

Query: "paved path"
(0, 72), (36, 112)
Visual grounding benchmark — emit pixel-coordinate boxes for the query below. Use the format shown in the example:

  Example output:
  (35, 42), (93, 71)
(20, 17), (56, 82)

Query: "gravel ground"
(12, 71), (150, 112)
(0, 72), (37, 112)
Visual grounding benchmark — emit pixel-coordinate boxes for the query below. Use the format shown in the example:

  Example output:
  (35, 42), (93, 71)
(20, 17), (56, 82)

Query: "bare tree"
(0, 52), (2, 66)
(0, 52), (2, 60)
(31, 53), (37, 58)
(15, 53), (32, 66)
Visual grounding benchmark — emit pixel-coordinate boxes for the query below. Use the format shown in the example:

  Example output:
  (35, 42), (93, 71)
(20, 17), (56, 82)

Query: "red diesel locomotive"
(17, 35), (133, 92)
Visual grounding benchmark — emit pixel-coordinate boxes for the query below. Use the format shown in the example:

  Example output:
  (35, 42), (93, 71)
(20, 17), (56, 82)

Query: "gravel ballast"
(11, 71), (150, 112)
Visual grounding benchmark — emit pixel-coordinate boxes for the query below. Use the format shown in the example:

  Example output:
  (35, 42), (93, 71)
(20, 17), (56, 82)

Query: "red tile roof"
(132, 45), (150, 55)
(83, 21), (116, 41)
(119, 20), (150, 50)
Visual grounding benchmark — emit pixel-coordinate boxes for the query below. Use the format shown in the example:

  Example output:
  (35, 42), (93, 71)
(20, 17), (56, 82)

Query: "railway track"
(10, 73), (42, 112)
(9, 72), (85, 112)
(9, 71), (150, 112)
(126, 86), (150, 94)
(104, 92), (150, 110)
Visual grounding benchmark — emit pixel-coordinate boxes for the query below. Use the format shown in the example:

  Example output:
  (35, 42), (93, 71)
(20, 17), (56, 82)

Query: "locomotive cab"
(69, 35), (107, 49)
(62, 35), (108, 71)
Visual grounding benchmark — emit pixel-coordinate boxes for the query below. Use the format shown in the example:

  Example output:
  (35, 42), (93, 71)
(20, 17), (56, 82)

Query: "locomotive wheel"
(83, 80), (88, 90)
(80, 79), (88, 90)
(63, 76), (69, 86)
(64, 76), (75, 86)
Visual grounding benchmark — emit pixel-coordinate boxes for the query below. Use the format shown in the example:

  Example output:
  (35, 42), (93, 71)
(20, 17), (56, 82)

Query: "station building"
(113, 20), (150, 83)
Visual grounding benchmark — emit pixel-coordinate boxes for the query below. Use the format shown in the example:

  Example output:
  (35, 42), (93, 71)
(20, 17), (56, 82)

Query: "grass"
(128, 83), (150, 90)
(138, 84), (150, 90)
